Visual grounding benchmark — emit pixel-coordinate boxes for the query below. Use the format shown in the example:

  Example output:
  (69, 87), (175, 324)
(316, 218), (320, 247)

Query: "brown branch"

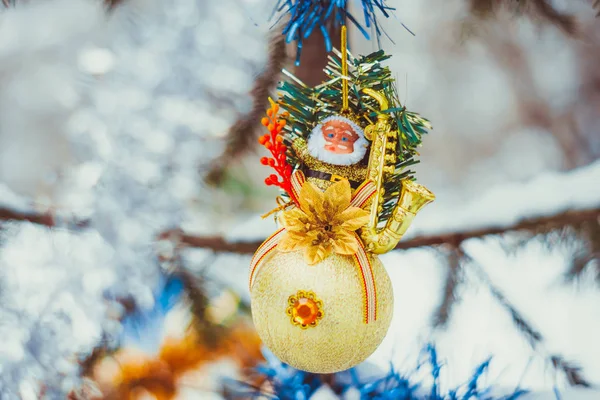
(0, 207), (54, 227)
(551, 356), (592, 387)
(480, 27), (589, 169)
(4, 205), (599, 255)
(171, 208), (600, 254)
(432, 247), (462, 327)
(468, 0), (577, 35)
(291, 21), (343, 87)
(205, 33), (288, 185)
(465, 250), (592, 387)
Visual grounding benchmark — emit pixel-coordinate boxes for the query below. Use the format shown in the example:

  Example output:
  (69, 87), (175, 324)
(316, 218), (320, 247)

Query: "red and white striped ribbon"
(290, 170), (305, 202)
(248, 179), (378, 324)
(350, 180), (377, 209)
(352, 231), (377, 323)
(248, 227), (286, 289)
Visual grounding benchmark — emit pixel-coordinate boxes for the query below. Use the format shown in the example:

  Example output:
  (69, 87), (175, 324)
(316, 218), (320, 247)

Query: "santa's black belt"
(305, 169), (362, 189)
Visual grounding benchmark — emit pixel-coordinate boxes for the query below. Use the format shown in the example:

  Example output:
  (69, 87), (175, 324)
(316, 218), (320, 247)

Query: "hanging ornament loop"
(341, 25), (349, 113)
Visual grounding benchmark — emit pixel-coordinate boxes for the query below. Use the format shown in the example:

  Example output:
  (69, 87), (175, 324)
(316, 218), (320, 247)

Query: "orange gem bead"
(293, 298), (319, 325)
(286, 290), (324, 329)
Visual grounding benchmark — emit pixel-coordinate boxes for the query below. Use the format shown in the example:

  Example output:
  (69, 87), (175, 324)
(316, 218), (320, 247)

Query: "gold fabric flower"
(277, 179), (370, 265)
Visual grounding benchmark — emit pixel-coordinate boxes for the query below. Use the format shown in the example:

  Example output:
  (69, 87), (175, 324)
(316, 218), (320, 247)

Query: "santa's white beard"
(307, 126), (369, 166)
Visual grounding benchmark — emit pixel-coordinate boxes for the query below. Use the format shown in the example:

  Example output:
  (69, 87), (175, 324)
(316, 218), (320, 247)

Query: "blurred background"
(0, 0), (599, 399)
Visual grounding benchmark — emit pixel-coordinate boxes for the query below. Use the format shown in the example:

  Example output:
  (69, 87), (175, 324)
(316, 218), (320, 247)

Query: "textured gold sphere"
(250, 249), (393, 373)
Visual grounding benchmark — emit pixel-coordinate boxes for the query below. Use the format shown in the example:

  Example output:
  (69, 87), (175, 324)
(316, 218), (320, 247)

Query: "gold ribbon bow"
(249, 171), (379, 324)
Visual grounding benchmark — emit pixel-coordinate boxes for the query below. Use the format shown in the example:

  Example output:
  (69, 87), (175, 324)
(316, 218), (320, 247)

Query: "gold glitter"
(277, 179), (370, 265)
(250, 250), (393, 374)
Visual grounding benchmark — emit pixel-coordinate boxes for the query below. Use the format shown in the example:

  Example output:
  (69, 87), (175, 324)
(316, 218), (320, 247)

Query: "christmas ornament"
(249, 26), (435, 373)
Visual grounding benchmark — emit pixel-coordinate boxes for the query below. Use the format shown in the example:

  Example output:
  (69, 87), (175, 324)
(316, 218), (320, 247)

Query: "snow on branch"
(166, 207), (600, 254)
(3, 161), (599, 254)
(0, 184), (52, 226)
(0, 223), (118, 399)
(0, 0), (273, 397)
(174, 160), (600, 253)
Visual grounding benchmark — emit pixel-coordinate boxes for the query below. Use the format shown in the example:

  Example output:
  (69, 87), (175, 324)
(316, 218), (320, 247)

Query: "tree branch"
(465, 250), (592, 387)
(205, 32), (288, 185)
(3, 206), (599, 254)
(169, 208), (600, 254)
(0, 207), (54, 227)
(432, 247), (462, 327)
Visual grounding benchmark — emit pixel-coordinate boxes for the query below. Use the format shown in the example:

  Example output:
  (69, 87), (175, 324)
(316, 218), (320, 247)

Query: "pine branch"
(564, 219), (600, 282)
(3, 205), (599, 256)
(465, 251), (592, 388)
(205, 33), (287, 185)
(176, 267), (227, 348)
(468, 0), (577, 35)
(550, 356), (592, 388)
(432, 247), (463, 327)
(161, 208), (600, 254)
(468, 252), (544, 347)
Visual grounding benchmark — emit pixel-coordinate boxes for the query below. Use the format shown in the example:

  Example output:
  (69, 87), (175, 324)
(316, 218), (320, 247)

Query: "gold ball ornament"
(250, 248), (393, 373)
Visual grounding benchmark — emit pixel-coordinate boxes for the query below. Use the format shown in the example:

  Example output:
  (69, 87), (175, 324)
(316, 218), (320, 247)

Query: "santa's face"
(307, 116), (369, 166)
(321, 120), (359, 154)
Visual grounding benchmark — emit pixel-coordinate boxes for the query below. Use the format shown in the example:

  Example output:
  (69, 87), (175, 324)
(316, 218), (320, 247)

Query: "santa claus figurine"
(291, 115), (370, 192)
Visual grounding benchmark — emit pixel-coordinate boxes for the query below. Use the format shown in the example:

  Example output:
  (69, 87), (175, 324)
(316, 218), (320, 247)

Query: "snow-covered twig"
(0, 207), (54, 227)
(160, 207), (600, 254)
(463, 249), (593, 389)
(172, 160), (600, 252)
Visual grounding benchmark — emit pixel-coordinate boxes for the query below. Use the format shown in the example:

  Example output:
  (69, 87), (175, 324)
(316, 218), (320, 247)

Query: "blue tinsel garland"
(273, 0), (399, 65)
(115, 280), (534, 399)
(225, 345), (529, 399)
(119, 273), (185, 353)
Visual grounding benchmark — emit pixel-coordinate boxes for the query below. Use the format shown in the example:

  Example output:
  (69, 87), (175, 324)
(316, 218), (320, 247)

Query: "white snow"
(0, 183), (35, 214)
(0, 0), (271, 397)
(223, 160), (600, 243)
(0, 0), (598, 398)
(0, 223), (116, 397)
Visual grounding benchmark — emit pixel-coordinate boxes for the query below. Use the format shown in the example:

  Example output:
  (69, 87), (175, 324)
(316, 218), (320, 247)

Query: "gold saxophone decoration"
(360, 88), (435, 254)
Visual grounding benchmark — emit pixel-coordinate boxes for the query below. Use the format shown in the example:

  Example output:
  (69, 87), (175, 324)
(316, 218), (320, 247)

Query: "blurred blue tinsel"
(116, 274), (528, 399)
(225, 345), (528, 400)
(273, 0), (403, 65)
(119, 273), (185, 354)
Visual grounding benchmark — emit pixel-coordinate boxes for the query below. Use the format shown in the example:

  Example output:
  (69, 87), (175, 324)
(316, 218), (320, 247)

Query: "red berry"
(260, 157), (269, 165)
(261, 117), (269, 126)
(268, 158), (276, 166)
(265, 177), (272, 185)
